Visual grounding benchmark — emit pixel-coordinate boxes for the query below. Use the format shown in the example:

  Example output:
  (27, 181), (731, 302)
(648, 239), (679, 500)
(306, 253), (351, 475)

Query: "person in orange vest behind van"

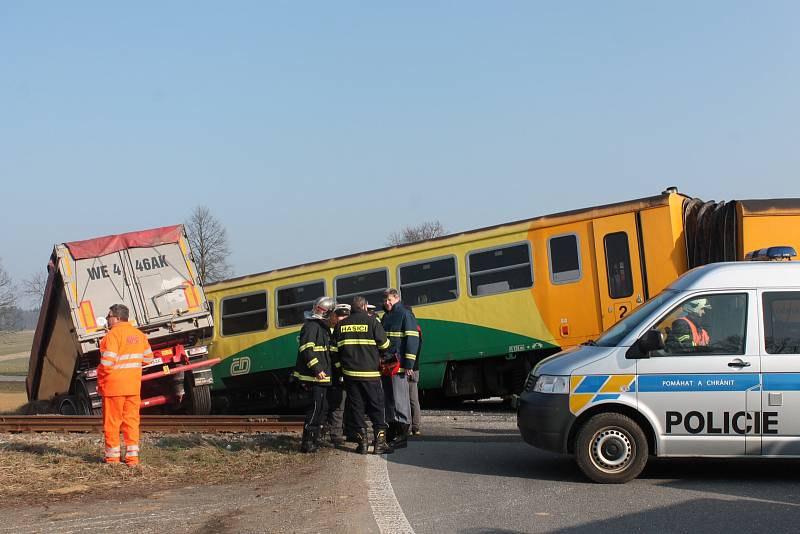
(98, 304), (153, 465)
(669, 297), (711, 350)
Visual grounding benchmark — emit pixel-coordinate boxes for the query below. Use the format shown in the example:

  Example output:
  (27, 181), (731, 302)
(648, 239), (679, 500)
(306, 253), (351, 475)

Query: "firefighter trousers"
(345, 379), (387, 432)
(304, 384), (329, 430)
(102, 395), (141, 464)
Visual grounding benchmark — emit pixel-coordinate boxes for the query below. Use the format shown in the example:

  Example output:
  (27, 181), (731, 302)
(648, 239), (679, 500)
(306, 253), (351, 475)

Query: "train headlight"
(532, 375), (569, 394)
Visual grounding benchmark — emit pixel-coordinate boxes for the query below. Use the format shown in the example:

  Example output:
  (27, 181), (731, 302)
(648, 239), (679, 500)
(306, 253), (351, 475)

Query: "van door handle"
(727, 359), (751, 368)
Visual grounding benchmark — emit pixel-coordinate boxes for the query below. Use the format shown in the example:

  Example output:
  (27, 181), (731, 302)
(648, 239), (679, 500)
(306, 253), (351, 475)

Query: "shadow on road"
(535, 497), (800, 533)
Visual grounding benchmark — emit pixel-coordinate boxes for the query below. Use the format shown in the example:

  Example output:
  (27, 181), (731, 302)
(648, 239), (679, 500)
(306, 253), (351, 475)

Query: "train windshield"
(594, 290), (677, 347)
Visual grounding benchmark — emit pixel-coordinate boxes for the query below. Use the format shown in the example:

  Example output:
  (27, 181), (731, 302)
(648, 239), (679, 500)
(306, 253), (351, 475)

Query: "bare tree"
(22, 271), (48, 309)
(387, 220), (447, 246)
(185, 206), (233, 285)
(0, 259), (19, 334)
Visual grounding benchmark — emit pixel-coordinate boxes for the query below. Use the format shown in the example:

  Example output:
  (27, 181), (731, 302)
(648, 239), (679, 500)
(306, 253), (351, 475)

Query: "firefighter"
(323, 303), (351, 445)
(380, 288), (419, 449)
(334, 296), (392, 454)
(668, 297), (711, 350)
(293, 296), (336, 453)
(98, 304), (153, 465)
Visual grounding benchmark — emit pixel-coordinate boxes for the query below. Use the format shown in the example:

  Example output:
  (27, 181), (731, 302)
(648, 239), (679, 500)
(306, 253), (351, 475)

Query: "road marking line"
(366, 454), (415, 534)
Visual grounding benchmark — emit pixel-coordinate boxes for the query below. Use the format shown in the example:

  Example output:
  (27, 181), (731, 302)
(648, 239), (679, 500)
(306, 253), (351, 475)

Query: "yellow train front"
(202, 189), (800, 411)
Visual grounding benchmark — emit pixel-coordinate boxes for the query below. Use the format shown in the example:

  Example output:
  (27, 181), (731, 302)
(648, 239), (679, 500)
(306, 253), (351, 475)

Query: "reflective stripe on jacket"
(293, 319), (333, 384)
(334, 311), (389, 380)
(677, 317), (710, 347)
(98, 322), (152, 396)
(380, 301), (420, 372)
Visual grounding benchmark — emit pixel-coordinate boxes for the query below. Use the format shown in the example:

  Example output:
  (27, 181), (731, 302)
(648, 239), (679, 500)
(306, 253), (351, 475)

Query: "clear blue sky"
(2, 1), (799, 305)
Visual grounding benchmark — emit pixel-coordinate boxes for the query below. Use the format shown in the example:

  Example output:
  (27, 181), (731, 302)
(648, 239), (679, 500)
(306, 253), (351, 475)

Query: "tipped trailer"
(26, 225), (219, 415)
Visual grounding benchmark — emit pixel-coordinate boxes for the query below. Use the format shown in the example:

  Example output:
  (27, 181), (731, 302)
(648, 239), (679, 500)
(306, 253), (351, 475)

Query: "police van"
(516, 248), (800, 483)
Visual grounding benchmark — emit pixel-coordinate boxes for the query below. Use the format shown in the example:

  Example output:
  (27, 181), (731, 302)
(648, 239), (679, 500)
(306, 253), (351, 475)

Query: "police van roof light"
(745, 246), (797, 261)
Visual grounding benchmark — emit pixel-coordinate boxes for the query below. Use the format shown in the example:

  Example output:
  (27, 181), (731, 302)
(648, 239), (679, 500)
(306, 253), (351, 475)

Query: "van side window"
(548, 234), (581, 284)
(603, 232), (633, 298)
(763, 292), (800, 354)
(221, 291), (268, 336)
(467, 242), (533, 297)
(651, 293), (747, 356)
(276, 281), (325, 327)
(335, 269), (388, 307)
(398, 256), (458, 307)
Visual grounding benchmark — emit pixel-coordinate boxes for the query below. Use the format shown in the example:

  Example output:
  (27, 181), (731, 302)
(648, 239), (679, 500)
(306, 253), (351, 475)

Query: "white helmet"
(309, 296), (335, 320)
(683, 298), (711, 316)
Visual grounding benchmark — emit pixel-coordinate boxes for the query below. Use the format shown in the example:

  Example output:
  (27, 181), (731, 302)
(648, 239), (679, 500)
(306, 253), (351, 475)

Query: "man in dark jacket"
(323, 303), (351, 445)
(293, 296), (335, 453)
(381, 288), (419, 449)
(334, 296), (392, 454)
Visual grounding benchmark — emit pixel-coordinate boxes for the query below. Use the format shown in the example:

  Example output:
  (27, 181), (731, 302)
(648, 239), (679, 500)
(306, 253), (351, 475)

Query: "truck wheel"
(187, 383), (212, 415)
(58, 395), (79, 415)
(574, 412), (649, 484)
(76, 381), (102, 416)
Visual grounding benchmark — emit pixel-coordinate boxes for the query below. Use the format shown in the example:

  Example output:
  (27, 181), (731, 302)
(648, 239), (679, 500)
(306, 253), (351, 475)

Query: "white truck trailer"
(26, 225), (218, 415)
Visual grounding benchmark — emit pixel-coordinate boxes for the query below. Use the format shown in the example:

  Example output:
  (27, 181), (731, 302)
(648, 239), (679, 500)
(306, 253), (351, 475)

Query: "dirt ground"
(0, 431), (376, 533)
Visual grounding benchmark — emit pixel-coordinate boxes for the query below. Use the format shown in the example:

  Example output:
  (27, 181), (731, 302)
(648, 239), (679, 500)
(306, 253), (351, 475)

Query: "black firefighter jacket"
(292, 318), (333, 385)
(333, 311), (390, 380)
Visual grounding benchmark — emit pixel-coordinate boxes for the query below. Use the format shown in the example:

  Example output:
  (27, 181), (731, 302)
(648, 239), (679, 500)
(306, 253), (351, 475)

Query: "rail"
(0, 415), (304, 434)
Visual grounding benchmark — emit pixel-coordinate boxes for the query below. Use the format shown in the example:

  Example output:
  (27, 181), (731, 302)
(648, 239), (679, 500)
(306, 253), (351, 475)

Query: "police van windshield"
(594, 291), (677, 347)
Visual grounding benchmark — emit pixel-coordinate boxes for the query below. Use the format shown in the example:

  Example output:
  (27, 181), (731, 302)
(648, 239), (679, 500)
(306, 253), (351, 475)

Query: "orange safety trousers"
(103, 395), (141, 465)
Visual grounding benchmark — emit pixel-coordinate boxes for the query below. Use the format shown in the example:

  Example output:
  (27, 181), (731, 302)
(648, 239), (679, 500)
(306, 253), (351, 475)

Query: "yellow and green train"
(203, 188), (800, 410)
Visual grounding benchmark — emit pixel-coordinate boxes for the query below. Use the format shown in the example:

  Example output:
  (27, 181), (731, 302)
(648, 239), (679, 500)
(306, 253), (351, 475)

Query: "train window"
(548, 234), (582, 284)
(604, 232), (633, 298)
(398, 256), (458, 307)
(763, 292), (800, 354)
(276, 280), (326, 328)
(221, 291), (268, 336)
(467, 242), (533, 297)
(335, 268), (389, 307)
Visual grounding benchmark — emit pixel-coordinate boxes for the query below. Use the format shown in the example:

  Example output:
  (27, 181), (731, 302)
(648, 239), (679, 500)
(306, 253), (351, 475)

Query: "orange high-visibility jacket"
(98, 322), (153, 396)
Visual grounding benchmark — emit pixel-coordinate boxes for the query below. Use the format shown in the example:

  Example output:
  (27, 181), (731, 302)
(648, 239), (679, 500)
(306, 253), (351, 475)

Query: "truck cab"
(517, 252), (800, 483)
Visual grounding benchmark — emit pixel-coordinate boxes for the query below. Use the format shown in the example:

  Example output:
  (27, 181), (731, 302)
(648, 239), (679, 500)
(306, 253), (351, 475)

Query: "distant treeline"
(0, 308), (39, 331)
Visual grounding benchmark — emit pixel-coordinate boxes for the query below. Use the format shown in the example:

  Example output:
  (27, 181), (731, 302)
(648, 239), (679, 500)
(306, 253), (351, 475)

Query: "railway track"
(0, 415), (304, 434)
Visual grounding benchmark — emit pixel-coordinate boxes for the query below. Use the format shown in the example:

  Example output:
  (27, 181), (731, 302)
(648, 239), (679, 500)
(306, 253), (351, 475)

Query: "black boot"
(329, 432), (346, 446)
(312, 426), (324, 448)
(389, 423), (409, 449)
(385, 422), (397, 443)
(373, 429), (393, 455)
(356, 429), (369, 454)
(300, 427), (318, 453)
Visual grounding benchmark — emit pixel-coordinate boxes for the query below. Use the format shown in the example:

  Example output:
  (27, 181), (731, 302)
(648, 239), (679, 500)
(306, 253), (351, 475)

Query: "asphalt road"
(388, 402), (800, 534)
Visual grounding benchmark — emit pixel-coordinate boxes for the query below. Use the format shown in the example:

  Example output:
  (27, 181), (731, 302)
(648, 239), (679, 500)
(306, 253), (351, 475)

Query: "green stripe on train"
(211, 318), (557, 391)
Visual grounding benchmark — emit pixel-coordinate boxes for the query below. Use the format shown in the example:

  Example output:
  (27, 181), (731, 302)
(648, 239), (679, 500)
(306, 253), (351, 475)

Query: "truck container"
(26, 225), (218, 415)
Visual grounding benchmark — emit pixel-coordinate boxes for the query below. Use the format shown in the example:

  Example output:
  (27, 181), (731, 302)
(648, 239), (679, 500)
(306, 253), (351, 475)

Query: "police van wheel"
(575, 413), (648, 484)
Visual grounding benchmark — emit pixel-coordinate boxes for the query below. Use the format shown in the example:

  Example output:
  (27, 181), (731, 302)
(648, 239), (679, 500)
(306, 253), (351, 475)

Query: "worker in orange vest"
(98, 304), (153, 465)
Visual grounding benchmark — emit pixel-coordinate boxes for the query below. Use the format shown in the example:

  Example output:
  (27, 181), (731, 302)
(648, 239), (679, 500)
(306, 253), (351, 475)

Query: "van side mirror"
(626, 329), (665, 359)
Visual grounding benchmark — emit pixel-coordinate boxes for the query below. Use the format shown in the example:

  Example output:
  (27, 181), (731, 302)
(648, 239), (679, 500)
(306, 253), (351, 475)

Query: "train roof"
(207, 191), (681, 291)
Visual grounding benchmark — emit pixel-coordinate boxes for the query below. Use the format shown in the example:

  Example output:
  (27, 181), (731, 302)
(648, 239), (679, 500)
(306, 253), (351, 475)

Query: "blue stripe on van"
(574, 375), (608, 393)
(592, 394), (620, 403)
(763, 373), (800, 391)
(637, 374), (759, 392)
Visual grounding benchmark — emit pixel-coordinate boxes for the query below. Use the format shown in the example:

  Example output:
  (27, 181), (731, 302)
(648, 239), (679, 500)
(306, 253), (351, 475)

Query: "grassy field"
(0, 382), (27, 414)
(0, 330), (34, 357)
(0, 433), (303, 506)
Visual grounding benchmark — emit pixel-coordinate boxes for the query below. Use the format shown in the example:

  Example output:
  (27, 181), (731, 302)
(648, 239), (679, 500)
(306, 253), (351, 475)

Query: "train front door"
(592, 213), (646, 331)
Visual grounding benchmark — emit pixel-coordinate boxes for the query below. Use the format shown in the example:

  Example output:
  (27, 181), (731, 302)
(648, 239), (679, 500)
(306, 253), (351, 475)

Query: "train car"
(203, 189), (800, 411)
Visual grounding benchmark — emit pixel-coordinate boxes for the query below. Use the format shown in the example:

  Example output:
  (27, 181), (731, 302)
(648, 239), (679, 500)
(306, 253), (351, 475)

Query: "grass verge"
(0, 432), (303, 506)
